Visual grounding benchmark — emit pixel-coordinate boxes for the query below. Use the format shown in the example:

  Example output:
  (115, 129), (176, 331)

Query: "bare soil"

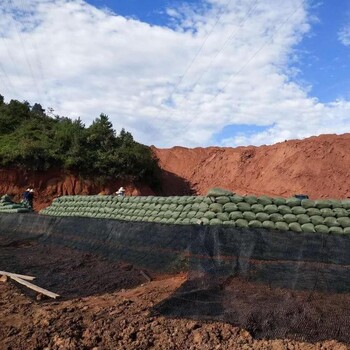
(1, 238), (349, 349)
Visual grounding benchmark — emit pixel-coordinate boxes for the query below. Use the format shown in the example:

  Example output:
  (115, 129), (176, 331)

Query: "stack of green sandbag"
(39, 188), (350, 235)
(0, 194), (31, 214)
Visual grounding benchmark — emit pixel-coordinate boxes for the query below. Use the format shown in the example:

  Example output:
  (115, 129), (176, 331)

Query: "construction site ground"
(0, 238), (349, 350)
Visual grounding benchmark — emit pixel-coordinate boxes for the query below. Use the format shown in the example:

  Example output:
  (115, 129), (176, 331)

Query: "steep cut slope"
(153, 133), (350, 199)
(0, 169), (154, 211)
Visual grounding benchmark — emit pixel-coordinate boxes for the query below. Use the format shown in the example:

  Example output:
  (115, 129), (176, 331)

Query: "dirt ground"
(0, 239), (349, 350)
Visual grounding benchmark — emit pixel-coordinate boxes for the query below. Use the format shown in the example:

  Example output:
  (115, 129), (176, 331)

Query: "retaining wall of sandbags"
(40, 193), (350, 235)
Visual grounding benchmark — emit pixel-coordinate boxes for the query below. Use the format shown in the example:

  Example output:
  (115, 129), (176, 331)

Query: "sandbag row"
(40, 193), (350, 235)
(0, 194), (31, 214)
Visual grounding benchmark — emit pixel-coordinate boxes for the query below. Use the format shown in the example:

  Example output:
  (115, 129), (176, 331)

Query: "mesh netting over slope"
(154, 225), (350, 344)
(1, 211), (350, 344)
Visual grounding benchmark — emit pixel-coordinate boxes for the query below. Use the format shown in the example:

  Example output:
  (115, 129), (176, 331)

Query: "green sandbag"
(343, 227), (350, 235)
(195, 211), (204, 219)
(264, 205), (278, 214)
(183, 204), (192, 212)
(204, 211), (216, 220)
(187, 211), (197, 219)
(289, 222), (302, 233)
(209, 218), (223, 225)
(251, 204), (264, 213)
(191, 203), (200, 211)
(257, 196), (272, 206)
(301, 223), (316, 233)
(198, 203), (209, 212)
(223, 221), (236, 226)
(190, 218), (201, 225)
(291, 206), (306, 215)
(175, 204), (184, 212)
(329, 200), (342, 209)
(186, 197), (196, 204)
(337, 217), (350, 228)
(161, 204), (169, 211)
(172, 211), (181, 219)
(194, 196), (206, 203)
(229, 195), (244, 204)
(223, 203), (238, 213)
(315, 225), (329, 234)
(243, 211), (256, 221)
(283, 214), (297, 223)
(273, 197), (286, 206)
(310, 215), (324, 226)
(306, 208), (321, 216)
(160, 218), (168, 223)
(207, 188), (234, 197)
(209, 203), (223, 213)
(275, 221), (289, 231)
(217, 212), (229, 221)
(313, 200), (331, 209)
(270, 213), (283, 222)
(237, 202), (251, 212)
(329, 226), (344, 235)
(324, 217), (340, 227)
(244, 196), (258, 205)
(202, 197), (213, 204)
(175, 218), (182, 224)
(320, 208), (335, 217)
(278, 205), (292, 215)
(248, 220), (262, 228)
(215, 196), (230, 205)
(341, 200), (350, 210)
(179, 212), (188, 219)
(262, 220), (275, 229)
(200, 217), (210, 225)
(164, 211), (173, 219)
(256, 212), (269, 222)
(229, 211), (243, 220)
(286, 198), (301, 207)
(235, 219), (249, 228)
(168, 203), (177, 211)
(333, 208), (349, 217)
(167, 218), (175, 224)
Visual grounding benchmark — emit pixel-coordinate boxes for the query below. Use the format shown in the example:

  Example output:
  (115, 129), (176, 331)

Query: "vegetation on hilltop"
(0, 94), (160, 185)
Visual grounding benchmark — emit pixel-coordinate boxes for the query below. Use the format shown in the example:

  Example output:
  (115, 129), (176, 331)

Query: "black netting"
(154, 226), (350, 343)
(1, 213), (349, 343)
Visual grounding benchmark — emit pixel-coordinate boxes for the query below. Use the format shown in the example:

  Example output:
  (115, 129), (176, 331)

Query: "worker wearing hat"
(116, 187), (125, 197)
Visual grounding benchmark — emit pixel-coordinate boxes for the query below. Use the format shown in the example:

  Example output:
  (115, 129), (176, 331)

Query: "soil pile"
(1, 133), (350, 210)
(154, 133), (350, 199)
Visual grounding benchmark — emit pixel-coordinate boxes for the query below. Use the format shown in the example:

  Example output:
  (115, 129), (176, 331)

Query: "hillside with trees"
(0, 94), (160, 186)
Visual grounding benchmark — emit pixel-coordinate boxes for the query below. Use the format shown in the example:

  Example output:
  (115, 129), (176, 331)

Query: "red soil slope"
(154, 133), (350, 200)
(1, 133), (350, 210)
(0, 169), (154, 211)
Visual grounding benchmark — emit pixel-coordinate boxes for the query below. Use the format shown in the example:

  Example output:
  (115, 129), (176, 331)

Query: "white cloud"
(339, 25), (350, 46)
(0, 0), (350, 147)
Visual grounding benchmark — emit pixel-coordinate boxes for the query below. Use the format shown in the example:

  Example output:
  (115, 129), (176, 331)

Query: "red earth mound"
(1, 133), (350, 210)
(154, 133), (350, 199)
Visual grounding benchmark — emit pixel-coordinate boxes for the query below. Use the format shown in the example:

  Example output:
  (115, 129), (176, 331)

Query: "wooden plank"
(0, 271), (36, 281)
(10, 276), (60, 299)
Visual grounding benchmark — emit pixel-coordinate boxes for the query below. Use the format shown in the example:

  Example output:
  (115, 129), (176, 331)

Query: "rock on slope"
(153, 133), (350, 199)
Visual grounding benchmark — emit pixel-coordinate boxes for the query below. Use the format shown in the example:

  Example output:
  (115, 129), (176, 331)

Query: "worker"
(22, 188), (30, 205)
(116, 187), (125, 197)
(27, 188), (34, 209)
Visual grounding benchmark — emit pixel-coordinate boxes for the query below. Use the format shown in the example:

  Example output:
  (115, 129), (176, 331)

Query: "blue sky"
(1, 0), (350, 147)
(84, 0), (350, 143)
